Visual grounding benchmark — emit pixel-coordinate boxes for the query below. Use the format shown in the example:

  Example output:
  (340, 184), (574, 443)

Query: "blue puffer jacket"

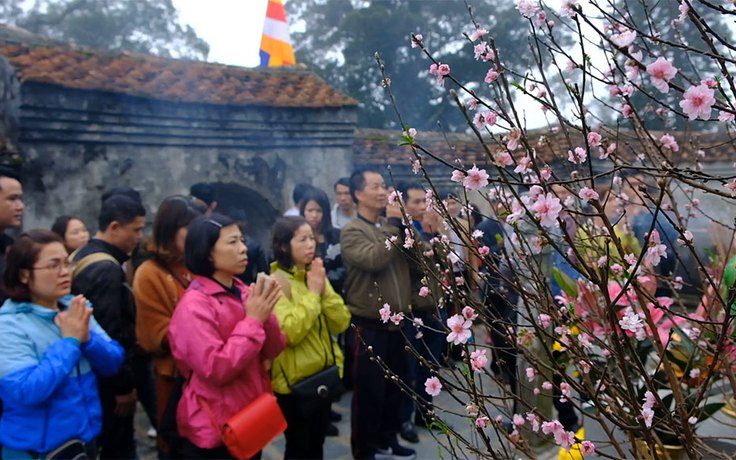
(0, 295), (124, 453)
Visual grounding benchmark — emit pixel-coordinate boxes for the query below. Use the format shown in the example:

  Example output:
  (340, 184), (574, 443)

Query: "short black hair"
(349, 166), (382, 204)
(101, 186), (142, 204)
(184, 213), (236, 277)
(272, 216), (309, 269)
(98, 195), (146, 232)
(292, 183), (313, 205)
(190, 183), (216, 206)
(0, 166), (21, 186)
(299, 187), (333, 233)
(51, 215), (75, 239)
(334, 177), (350, 190)
(397, 181), (424, 197)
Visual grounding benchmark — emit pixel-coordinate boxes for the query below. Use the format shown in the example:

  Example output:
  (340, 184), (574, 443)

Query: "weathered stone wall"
(18, 83), (357, 246)
(0, 55), (20, 162)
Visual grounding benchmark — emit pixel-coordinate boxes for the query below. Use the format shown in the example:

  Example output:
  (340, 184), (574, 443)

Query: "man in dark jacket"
(0, 166), (24, 304)
(341, 167), (416, 460)
(73, 195), (146, 459)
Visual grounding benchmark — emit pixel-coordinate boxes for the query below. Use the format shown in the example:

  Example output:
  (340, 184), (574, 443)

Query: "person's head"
(349, 167), (387, 212)
(444, 192), (462, 217)
(272, 217), (316, 270)
(292, 183), (313, 207)
(299, 187), (333, 234)
(3, 230), (72, 307)
(149, 195), (205, 263)
(334, 177), (353, 212)
(101, 186), (142, 205)
(468, 203), (483, 228)
(51, 216), (90, 253)
(0, 166), (24, 231)
(398, 182), (426, 221)
(190, 183), (217, 213)
(98, 195), (147, 255)
(185, 213), (247, 279)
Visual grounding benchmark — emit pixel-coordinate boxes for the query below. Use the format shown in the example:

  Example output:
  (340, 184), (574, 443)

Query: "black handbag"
(41, 439), (87, 460)
(282, 316), (345, 416)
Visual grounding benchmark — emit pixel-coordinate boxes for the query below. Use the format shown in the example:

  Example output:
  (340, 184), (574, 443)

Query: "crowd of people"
(0, 164), (487, 460)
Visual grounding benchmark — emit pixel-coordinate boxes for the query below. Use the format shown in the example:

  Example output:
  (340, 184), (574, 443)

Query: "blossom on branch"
(646, 57), (678, 93)
(680, 83), (716, 120)
(424, 376), (442, 396)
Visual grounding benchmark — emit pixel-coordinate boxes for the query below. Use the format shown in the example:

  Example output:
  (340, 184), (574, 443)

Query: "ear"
(19, 268), (30, 285)
(108, 221), (122, 233)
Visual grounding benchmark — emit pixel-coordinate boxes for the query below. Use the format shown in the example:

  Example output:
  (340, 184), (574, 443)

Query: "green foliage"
(0, 0), (209, 60)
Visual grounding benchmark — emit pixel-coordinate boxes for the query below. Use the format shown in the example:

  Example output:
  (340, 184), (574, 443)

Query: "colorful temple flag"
(259, 0), (296, 67)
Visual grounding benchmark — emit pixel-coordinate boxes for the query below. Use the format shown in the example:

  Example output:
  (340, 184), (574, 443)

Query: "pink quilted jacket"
(168, 276), (286, 448)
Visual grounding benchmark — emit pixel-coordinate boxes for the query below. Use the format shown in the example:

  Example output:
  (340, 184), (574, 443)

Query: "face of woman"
(211, 224), (248, 276)
(303, 200), (324, 229)
(290, 224), (316, 269)
(174, 226), (188, 256)
(24, 242), (73, 307)
(64, 219), (89, 252)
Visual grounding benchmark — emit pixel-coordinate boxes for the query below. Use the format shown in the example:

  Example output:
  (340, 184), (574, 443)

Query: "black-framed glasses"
(32, 259), (76, 273)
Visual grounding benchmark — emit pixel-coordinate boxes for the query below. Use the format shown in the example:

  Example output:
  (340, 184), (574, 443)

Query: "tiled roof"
(354, 127), (735, 170)
(0, 27), (357, 109)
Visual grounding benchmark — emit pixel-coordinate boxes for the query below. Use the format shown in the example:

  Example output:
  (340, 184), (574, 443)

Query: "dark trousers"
(97, 383), (136, 460)
(399, 312), (444, 424)
(351, 325), (409, 459)
(178, 438), (258, 460)
(276, 393), (330, 459)
(133, 352), (157, 429)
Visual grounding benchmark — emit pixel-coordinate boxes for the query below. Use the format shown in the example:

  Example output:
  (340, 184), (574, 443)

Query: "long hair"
(299, 187), (333, 235)
(148, 195), (205, 265)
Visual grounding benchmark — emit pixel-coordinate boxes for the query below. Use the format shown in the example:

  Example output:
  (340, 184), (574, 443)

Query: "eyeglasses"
(32, 259), (76, 273)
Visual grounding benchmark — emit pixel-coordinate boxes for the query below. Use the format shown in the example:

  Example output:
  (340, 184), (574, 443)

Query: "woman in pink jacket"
(169, 213), (285, 459)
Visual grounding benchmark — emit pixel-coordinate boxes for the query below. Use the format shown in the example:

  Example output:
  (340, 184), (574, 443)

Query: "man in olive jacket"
(341, 167), (416, 460)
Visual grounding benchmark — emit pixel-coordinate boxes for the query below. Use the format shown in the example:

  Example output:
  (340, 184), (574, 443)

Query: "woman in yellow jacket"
(270, 216), (350, 460)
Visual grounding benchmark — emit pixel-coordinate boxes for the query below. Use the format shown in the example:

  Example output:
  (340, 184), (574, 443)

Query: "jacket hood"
(0, 294), (77, 316)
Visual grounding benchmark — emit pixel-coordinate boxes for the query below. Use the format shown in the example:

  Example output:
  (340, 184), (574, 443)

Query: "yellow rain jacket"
(269, 262), (351, 395)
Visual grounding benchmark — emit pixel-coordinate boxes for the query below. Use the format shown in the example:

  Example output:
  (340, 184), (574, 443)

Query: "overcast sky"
(173, 0), (270, 68)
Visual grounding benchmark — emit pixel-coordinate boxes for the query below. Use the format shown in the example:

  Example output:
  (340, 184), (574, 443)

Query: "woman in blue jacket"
(0, 230), (124, 459)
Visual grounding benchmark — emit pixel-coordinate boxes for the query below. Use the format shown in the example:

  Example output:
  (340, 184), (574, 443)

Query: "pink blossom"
(678, 230), (694, 246)
(514, 156), (533, 174)
(384, 235), (397, 251)
(411, 160), (421, 174)
(725, 181), (736, 194)
(469, 28), (488, 41)
(451, 169), (465, 183)
(513, 413), (525, 427)
(555, 430), (577, 449)
(446, 314), (473, 345)
(646, 57), (678, 93)
(559, 382), (572, 402)
(418, 286), (430, 298)
(534, 11), (546, 27)
(680, 83), (716, 120)
(424, 376), (442, 396)
(538, 314), (552, 328)
(587, 131), (602, 147)
(390, 312), (404, 325)
(507, 128), (522, 151)
(567, 147), (587, 164)
(719, 111), (735, 123)
(462, 306), (479, 321)
(473, 111), (497, 128)
(516, 0), (539, 18)
(379, 303), (392, 323)
(470, 349), (488, 372)
(580, 441), (596, 455)
(473, 43), (495, 62)
(619, 309), (646, 340)
(578, 186), (599, 204)
(645, 242), (668, 267)
(403, 229), (414, 249)
(541, 420), (564, 435)
(659, 133), (679, 151)
(465, 404), (479, 416)
(475, 416), (490, 428)
(622, 104), (634, 118)
(673, 276), (684, 291)
(387, 190), (402, 205)
(526, 413), (540, 432)
(411, 34), (423, 48)
(531, 193), (562, 228)
(463, 165), (490, 191)
(484, 69), (499, 84)
(559, 0), (579, 18)
(493, 150), (514, 166)
(478, 246), (490, 256)
(540, 167), (552, 180)
(542, 381), (553, 390)
(611, 29), (637, 47)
